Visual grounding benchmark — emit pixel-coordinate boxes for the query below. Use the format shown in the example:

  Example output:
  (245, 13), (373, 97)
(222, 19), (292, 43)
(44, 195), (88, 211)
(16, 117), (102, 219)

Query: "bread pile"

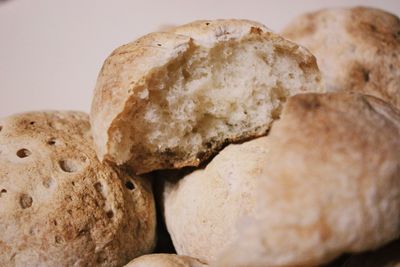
(1, 6), (399, 267)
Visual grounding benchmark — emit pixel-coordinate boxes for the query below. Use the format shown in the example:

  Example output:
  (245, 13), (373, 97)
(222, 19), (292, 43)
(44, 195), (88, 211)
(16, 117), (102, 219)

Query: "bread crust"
(282, 6), (400, 110)
(124, 254), (207, 267)
(90, 19), (322, 174)
(0, 111), (156, 267)
(163, 92), (400, 267)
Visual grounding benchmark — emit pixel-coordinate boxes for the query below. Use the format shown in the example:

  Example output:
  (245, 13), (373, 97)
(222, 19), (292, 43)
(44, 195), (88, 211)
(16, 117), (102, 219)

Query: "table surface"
(0, 0), (399, 117)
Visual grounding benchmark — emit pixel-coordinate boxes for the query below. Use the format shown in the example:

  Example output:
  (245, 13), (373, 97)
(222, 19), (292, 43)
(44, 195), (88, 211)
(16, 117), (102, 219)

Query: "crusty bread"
(124, 254), (207, 267)
(282, 6), (400, 110)
(91, 19), (323, 174)
(162, 92), (400, 266)
(0, 112), (156, 267)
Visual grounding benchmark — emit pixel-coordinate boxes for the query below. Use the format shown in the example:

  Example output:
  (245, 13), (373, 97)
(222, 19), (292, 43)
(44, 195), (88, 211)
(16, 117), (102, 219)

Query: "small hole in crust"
(362, 69), (370, 82)
(47, 138), (57, 145)
(20, 194), (33, 209)
(0, 189), (6, 197)
(205, 22), (210, 25)
(157, 43), (162, 47)
(94, 182), (103, 193)
(55, 236), (62, 244)
(0, 126), (2, 132)
(16, 148), (31, 158)
(29, 121), (35, 125)
(59, 159), (82, 173)
(125, 181), (135, 190)
(106, 210), (114, 219)
(42, 177), (54, 188)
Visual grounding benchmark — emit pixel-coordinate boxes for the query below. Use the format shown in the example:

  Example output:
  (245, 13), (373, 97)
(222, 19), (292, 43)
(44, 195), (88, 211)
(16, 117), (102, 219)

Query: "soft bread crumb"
(91, 19), (322, 174)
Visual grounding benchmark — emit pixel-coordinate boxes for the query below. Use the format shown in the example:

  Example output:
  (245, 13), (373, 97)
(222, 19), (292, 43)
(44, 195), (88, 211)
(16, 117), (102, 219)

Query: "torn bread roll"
(0, 112), (156, 267)
(124, 254), (207, 267)
(90, 19), (323, 174)
(282, 6), (400, 110)
(163, 92), (400, 266)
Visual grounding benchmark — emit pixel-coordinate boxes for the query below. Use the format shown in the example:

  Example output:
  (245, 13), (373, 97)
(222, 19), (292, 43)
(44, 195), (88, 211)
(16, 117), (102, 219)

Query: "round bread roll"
(282, 6), (400, 110)
(124, 254), (207, 267)
(91, 19), (323, 174)
(0, 112), (156, 267)
(163, 92), (400, 266)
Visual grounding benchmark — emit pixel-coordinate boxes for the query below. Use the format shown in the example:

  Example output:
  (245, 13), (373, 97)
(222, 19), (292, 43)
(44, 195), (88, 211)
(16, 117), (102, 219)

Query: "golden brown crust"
(91, 19), (322, 174)
(282, 6), (400, 109)
(124, 254), (208, 267)
(0, 111), (156, 266)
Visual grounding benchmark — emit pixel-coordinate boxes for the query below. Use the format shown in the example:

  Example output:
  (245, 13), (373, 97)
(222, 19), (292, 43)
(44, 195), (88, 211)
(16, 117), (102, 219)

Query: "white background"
(0, 0), (399, 117)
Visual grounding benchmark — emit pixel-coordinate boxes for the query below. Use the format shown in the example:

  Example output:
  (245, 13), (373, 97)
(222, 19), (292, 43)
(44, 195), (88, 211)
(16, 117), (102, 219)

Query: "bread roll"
(282, 7), (400, 110)
(91, 19), (323, 174)
(124, 254), (207, 267)
(163, 92), (400, 266)
(0, 112), (156, 267)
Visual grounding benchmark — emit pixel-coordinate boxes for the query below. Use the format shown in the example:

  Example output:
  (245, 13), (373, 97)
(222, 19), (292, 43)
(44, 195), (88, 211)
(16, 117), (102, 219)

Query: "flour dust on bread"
(91, 19), (323, 174)
(0, 112), (156, 267)
(163, 92), (400, 267)
(282, 6), (400, 110)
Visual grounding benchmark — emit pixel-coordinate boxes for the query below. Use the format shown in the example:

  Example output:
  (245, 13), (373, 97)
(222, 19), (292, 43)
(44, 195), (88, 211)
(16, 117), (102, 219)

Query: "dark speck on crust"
(250, 27), (263, 35)
(362, 68), (370, 82)
(298, 96), (321, 110)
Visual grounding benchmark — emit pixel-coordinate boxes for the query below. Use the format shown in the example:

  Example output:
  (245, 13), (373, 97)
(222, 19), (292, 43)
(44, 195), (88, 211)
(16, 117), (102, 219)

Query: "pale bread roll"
(90, 19), (323, 174)
(282, 6), (400, 109)
(125, 254), (207, 267)
(0, 112), (156, 267)
(163, 92), (400, 266)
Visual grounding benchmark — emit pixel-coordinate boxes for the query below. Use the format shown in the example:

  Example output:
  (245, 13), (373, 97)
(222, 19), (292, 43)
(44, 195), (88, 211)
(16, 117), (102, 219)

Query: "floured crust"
(162, 92), (400, 267)
(171, 19), (271, 44)
(163, 136), (270, 262)
(0, 111), (156, 267)
(216, 92), (400, 267)
(282, 6), (400, 109)
(124, 254), (208, 267)
(90, 19), (322, 174)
